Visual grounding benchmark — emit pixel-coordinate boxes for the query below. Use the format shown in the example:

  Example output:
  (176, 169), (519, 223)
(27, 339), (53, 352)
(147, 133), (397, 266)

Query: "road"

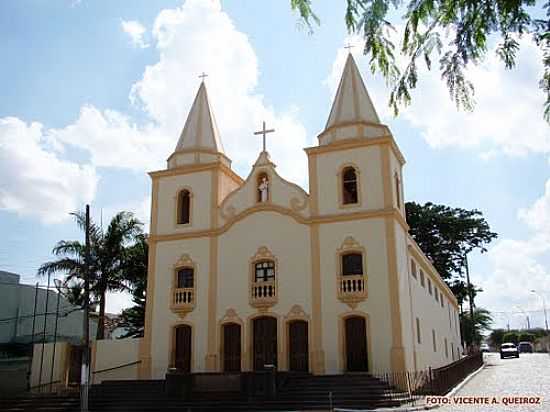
(437, 352), (550, 412)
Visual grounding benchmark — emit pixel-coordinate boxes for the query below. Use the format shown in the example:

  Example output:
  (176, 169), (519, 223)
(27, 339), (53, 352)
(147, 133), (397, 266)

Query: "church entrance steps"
(0, 374), (410, 411)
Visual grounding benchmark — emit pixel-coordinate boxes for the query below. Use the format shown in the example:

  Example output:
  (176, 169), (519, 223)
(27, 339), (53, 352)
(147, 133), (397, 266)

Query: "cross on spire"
(253, 121), (275, 153)
(344, 43), (355, 52)
(199, 72), (208, 81)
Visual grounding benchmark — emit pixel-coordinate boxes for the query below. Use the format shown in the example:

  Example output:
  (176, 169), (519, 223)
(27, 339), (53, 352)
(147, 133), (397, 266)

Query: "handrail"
(92, 360), (141, 375)
(29, 380), (62, 390)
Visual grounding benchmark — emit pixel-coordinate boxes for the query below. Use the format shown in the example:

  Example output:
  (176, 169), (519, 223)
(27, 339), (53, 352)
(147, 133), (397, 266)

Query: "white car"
(480, 343), (490, 353)
(500, 342), (519, 359)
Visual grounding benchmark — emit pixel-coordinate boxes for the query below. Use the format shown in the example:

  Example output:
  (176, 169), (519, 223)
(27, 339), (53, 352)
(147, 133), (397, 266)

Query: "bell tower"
(305, 53), (406, 217)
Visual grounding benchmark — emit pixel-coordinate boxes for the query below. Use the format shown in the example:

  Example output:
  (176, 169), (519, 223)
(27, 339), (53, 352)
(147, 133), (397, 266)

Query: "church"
(137, 53), (462, 379)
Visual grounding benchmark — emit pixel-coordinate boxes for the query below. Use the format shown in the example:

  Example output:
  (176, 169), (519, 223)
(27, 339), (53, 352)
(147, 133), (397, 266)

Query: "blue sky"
(1, 0), (549, 329)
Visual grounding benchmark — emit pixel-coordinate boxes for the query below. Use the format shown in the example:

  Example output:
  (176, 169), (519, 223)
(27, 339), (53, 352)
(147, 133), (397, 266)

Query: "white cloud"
(121, 19), (149, 48)
(129, 0), (308, 184)
(47, 105), (169, 171)
(475, 179), (550, 328)
(0, 117), (98, 224)
(2, 0), (309, 223)
(54, 0), (308, 184)
(518, 179), (550, 238)
(327, 35), (550, 160)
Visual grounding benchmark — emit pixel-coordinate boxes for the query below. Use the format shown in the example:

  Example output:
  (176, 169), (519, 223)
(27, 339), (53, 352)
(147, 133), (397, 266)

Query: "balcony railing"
(171, 287), (195, 316)
(337, 274), (367, 304)
(250, 280), (277, 308)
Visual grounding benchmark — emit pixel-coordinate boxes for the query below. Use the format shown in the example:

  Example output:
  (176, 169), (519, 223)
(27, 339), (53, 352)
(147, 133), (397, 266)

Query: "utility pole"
(464, 253), (475, 351)
(49, 290), (61, 392)
(38, 272), (51, 392)
(81, 205), (91, 412)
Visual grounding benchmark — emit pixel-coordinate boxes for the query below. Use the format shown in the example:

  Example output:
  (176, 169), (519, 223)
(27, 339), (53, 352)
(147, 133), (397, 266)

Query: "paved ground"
(436, 352), (550, 412)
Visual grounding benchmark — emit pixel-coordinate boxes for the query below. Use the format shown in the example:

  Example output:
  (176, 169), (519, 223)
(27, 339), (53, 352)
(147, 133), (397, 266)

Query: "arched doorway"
(344, 316), (368, 372)
(174, 325), (192, 373)
(253, 317), (277, 370)
(223, 323), (241, 372)
(288, 320), (309, 372)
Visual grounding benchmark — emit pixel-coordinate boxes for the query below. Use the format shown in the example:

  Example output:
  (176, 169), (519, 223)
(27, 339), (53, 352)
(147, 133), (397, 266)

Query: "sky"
(1, 0), (549, 330)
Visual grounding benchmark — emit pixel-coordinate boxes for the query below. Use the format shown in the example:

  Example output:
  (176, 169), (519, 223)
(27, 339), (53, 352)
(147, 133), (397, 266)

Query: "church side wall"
(406, 251), (462, 371)
(393, 221), (417, 372)
(150, 237), (211, 379)
(318, 218), (394, 373)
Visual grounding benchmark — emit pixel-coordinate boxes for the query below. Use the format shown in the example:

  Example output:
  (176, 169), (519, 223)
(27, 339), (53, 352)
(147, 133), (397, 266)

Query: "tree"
(406, 202), (497, 282)
(39, 211), (143, 340)
(291, 0), (550, 121)
(461, 307), (494, 346)
(503, 331), (519, 345)
(519, 332), (535, 342)
(117, 234), (148, 338)
(488, 328), (506, 348)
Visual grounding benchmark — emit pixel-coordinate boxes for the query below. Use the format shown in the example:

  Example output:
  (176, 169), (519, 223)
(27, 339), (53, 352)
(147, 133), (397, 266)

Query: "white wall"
(318, 218), (394, 373)
(406, 251), (462, 370)
(314, 146), (385, 215)
(92, 339), (141, 384)
(156, 170), (212, 235)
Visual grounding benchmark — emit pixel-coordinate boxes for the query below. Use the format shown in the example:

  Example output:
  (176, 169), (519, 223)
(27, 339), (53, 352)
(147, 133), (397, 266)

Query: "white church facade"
(137, 53), (462, 379)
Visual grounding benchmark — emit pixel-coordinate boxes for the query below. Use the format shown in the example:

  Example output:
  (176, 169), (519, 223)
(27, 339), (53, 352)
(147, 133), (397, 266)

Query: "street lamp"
(530, 290), (549, 332)
(513, 305), (530, 330)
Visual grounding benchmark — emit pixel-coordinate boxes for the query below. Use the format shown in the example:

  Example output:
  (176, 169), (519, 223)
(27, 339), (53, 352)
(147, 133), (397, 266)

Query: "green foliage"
(488, 328), (506, 347)
(519, 332), (535, 342)
(117, 234), (148, 339)
(461, 307), (493, 346)
(405, 201), (497, 282)
(503, 331), (519, 345)
(39, 211), (144, 340)
(291, 0), (550, 121)
(491, 328), (547, 347)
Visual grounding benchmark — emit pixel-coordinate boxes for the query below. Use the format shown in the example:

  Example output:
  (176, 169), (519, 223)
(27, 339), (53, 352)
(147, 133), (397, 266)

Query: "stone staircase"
(0, 374), (410, 411)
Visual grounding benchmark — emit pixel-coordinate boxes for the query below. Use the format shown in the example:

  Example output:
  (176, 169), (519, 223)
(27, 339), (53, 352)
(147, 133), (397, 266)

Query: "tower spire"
(174, 81), (224, 154)
(325, 53), (380, 130)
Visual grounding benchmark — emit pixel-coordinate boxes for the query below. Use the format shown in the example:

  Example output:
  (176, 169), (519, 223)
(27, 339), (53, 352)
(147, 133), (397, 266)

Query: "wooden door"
(289, 321), (309, 372)
(174, 325), (192, 373)
(68, 345), (84, 385)
(223, 323), (241, 372)
(253, 317), (277, 370)
(345, 317), (368, 372)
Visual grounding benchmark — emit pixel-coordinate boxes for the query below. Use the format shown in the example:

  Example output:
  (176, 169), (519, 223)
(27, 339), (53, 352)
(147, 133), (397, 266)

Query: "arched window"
(342, 167), (358, 204)
(394, 173), (401, 208)
(171, 253), (196, 317)
(177, 190), (191, 224)
(342, 253), (363, 276)
(250, 247), (278, 308)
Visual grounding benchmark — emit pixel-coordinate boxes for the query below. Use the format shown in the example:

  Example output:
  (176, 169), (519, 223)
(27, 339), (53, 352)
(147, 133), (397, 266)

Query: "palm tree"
(39, 211), (143, 339)
(117, 234), (148, 338)
(460, 307), (493, 348)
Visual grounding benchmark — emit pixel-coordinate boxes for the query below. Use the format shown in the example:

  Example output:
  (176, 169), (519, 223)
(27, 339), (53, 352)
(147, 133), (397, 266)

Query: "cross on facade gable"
(344, 44), (355, 51)
(199, 72), (208, 81)
(253, 121), (275, 152)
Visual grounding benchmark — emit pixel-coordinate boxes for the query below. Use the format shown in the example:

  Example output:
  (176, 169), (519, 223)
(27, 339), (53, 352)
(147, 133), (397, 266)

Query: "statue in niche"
(258, 175), (269, 202)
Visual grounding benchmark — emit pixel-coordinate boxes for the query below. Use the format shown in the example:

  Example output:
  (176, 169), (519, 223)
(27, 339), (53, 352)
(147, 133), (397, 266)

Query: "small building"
(0, 270), (97, 393)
